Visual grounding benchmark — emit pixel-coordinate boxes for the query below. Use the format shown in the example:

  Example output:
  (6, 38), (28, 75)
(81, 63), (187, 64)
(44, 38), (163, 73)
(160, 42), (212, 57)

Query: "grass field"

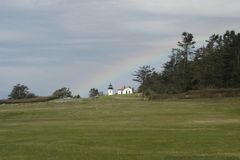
(0, 96), (240, 160)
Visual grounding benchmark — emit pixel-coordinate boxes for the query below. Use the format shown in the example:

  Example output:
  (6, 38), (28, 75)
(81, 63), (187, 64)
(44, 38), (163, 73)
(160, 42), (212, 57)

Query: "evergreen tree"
(133, 30), (240, 96)
(132, 65), (155, 96)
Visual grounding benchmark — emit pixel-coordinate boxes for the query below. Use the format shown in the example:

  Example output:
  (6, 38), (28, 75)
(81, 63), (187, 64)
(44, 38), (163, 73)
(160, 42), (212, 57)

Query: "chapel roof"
(117, 85), (131, 91)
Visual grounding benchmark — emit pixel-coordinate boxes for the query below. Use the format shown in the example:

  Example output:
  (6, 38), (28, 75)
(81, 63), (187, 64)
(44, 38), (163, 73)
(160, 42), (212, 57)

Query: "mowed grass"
(0, 96), (240, 160)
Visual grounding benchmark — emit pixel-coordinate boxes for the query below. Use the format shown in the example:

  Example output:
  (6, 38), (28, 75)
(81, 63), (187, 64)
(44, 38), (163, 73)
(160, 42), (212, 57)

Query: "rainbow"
(72, 47), (168, 96)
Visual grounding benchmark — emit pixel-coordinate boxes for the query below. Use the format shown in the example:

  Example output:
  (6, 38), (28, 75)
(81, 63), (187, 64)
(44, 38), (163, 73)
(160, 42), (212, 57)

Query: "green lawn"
(0, 96), (240, 160)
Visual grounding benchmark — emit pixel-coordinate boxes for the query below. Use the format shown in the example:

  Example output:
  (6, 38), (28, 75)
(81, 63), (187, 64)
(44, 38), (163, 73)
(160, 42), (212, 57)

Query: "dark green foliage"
(89, 88), (99, 98)
(132, 65), (155, 96)
(73, 95), (81, 99)
(8, 84), (36, 100)
(52, 87), (72, 98)
(26, 93), (37, 99)
(133, 30), (240, 96)
(192, 31), (240, 88)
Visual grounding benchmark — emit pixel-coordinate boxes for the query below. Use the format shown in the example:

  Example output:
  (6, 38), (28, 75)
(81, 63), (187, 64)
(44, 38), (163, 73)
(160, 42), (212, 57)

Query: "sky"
(1, 0), (240, 98)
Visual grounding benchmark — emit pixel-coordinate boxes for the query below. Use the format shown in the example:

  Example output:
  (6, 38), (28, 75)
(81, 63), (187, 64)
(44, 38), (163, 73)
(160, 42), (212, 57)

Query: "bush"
(52, 87), (72, 98)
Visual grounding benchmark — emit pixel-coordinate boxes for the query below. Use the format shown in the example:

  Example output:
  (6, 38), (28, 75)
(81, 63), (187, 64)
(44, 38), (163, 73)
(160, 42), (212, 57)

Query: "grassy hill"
(0, 96), (240, 160)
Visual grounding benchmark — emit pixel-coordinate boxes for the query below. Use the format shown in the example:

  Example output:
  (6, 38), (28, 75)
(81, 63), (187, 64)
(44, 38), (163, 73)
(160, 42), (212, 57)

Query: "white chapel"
(117, 86), (133, 95)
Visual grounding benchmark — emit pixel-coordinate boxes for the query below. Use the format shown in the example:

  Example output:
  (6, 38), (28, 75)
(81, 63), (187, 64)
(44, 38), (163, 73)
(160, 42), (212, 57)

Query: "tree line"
(8, 84), (80, 100)
(133, 30), (240, 96)
(7, 84), (100, 100)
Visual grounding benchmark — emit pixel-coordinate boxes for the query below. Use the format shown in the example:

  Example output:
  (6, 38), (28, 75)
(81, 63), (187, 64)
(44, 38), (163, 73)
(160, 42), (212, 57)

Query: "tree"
(8, 84), (36, 99)
(133, 66), (155, 84)
(178, 32), (196, 62)
(132, 65), (155, 95)
(132, 30), (240, 97)
(89, 88), (99, 98)
(52, 87), (72, 98)
(177, 32), (196, 90)
(73, 95), (81, 99)
(26, 93), (37, 99)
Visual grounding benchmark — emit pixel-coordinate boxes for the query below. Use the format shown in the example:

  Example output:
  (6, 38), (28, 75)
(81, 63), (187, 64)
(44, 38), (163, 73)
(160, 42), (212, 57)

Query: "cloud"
(0, 30), (32, 42)
(122, 0), (240, 17)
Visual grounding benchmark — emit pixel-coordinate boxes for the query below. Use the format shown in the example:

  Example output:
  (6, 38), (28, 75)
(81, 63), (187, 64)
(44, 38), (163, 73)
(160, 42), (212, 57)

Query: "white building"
(107, 83), (114, 96)
(117, 86), (133, 95)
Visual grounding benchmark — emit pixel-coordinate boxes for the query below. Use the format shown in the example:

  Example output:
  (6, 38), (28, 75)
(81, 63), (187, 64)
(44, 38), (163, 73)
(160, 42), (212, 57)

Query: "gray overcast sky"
(1, 0), (240, 98)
